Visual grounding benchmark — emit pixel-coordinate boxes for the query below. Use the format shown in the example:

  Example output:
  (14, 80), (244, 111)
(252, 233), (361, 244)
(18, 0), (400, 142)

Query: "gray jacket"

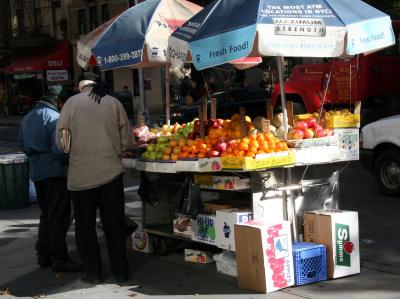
(56, 90), (133, 191)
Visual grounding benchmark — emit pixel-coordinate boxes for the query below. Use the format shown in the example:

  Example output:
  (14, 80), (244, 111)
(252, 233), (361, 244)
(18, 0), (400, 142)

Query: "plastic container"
(213, 251), (237, 277)
(292, 242), (327, 286)
(0, 154), (29, 209)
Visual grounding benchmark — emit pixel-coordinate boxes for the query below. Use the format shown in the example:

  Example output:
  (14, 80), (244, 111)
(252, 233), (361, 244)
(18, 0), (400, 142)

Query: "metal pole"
(138, 68), (148, 123)
(276, 56), (288, 139)
(165, 64), (170, 125)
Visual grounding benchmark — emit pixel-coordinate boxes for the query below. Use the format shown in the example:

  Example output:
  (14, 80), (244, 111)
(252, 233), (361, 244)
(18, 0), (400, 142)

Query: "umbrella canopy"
(168, 0), (395, 70)
(77, 0), (202, 71)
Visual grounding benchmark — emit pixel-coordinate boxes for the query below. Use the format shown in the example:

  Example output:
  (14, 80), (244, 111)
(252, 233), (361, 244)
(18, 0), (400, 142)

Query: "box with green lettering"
(303, 210), (359, 279)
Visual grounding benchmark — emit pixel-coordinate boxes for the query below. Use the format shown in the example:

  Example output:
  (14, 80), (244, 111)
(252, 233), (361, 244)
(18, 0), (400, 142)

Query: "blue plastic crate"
(292, 242), (327, 285)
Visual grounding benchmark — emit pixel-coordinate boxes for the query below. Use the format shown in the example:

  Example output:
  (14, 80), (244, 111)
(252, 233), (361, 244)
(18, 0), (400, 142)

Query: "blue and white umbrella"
(77, 0), (202, 71)
(168, 0), (395, 70)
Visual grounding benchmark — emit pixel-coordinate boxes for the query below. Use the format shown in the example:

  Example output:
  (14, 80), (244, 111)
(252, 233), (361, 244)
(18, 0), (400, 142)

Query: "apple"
(214, 141), (227, 153)
(217, 118), (224, 126)
(303, 128), (314, 139)
(207, 150), (220, 158)
(315, 129), (327, 138)
(294, 121), (308, 130)
(288, 129), (304, 140)
(306, 117), (317, 129)
(312, 125), (324, 133)
(147, 144), (156, 152)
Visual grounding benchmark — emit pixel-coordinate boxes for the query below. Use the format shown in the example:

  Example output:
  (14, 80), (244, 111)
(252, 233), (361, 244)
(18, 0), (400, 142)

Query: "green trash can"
(0, 154), (29, 209)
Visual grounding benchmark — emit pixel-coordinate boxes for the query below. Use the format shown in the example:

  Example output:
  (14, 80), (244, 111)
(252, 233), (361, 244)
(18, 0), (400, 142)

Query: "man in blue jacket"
(19, 92), (82, 273)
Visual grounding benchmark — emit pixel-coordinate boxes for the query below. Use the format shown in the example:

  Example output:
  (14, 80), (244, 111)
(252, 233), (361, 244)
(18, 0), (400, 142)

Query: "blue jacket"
(19, 101), (68, 182)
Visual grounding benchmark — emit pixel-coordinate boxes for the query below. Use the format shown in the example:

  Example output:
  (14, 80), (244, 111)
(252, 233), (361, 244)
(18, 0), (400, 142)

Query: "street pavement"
(1, 119), (400, 298)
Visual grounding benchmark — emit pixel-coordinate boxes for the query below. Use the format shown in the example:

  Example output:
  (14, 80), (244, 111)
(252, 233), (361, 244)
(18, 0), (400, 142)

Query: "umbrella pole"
(138, 68), (148, 124)
(276, 56), (298, 243)
(165, 64), (171, 126)
(276, 56), (288, 139)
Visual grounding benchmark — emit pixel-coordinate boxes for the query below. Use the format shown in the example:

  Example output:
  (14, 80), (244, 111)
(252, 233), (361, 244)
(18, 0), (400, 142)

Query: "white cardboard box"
(235, 220), (295, 293)
(173, 214), (192, 238)
(154, 161), (176, 173)
(216, 209), (252, 251)
(304, 209), (360, 279)
(132, 224), (153, 254)
(295, 146), (340, 165)
(213, 176), (251, 190)
(176, 158), (222, 172)
(334, 129), (359, 161)
(191, 214), (217, 245)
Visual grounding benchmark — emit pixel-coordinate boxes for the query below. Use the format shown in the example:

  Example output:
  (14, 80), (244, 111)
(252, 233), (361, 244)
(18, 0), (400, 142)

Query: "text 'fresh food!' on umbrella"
(360, 32), (386, 45)
(209, 41), (249, 59)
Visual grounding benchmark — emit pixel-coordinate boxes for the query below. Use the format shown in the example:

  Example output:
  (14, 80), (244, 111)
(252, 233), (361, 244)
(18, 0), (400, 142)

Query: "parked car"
(360, 115), (400, 196)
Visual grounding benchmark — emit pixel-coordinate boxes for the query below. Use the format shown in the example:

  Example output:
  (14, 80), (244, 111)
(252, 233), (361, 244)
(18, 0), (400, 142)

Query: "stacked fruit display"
(288, 116), (333, 140)
(141, 114), (289, 160)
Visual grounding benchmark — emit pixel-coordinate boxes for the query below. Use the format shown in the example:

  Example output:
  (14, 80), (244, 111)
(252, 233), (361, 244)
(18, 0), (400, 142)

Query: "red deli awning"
(4, 40), (70, 74)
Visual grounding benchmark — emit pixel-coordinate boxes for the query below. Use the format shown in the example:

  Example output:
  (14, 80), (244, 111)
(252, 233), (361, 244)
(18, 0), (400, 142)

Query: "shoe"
(38, 257), (52, 268)
(115, 273), (130, 285)
(81, 276), (103, 285)
(52, 260), (84, 273)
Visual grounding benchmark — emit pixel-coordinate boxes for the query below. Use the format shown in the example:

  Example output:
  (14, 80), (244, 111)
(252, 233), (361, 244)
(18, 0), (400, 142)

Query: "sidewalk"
(1, 201), (400, 299)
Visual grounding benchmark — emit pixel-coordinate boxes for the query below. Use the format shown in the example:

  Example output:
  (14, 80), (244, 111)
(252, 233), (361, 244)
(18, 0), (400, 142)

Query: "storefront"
(4, 40), (71, 115)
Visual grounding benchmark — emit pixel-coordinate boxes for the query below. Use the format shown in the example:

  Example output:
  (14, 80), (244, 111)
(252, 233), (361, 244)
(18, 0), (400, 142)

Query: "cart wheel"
(153, 236), (167, 256)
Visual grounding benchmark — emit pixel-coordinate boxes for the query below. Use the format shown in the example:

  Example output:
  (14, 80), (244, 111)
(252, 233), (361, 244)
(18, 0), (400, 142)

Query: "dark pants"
(71, 175), (128, 279)
(34, 177), (71, 263)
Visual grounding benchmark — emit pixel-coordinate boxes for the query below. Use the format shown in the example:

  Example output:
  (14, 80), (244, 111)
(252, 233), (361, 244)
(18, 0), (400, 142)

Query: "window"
(101, 3), (109, 23)
(52, 1), (62, 39)
(16, 7), (24, 34)
(89, 6), (98, 30)
(77, 8), (87, 35)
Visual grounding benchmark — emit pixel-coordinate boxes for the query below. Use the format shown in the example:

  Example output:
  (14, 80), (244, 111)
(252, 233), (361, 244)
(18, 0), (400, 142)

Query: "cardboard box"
(193, 174), (213, 186)
(216, 209), (252, 251)
(221, 151), (295, 171)
(235, 220), (295, 293)
(294, 146), (340, 165)
(191, 214), (217, 245)
(334, 129), (359, 161)
(326, 113), (360, 128)
(184, 249), (214, 264)
(303, 210), (360, 279)
(288, 135), (337, 149)
(213, 176), (250, 190)
(213, 251), (238, 277)
(154, 161), (176, 173)
(173, 214), (192, 238)
(175, 158), (222, 172)
(135, 160), (156, 172)
(132, 224), (153, 254)
(203, 200), (249, 215)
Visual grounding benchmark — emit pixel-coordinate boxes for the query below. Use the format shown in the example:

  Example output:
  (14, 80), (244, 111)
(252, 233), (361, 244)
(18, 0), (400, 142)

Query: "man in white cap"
(56, 72), (134, 285)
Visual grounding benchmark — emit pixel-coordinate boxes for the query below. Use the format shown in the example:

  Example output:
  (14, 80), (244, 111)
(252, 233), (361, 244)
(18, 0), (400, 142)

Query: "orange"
(241, 137), (250, 144)
(226, 147), (234, 154)
(198, 143), (207, 151)
(186, 139), (195, 146)
(231, 113), (241, 121)
(162, 154), (170, 161)
(249, 140), (259, 149)
(163, 147), (172, 155)
(238, 151), (245, 157)
(171, 153), (179, 161)
(169, 140), (178, 147)
(182, 145), (189, 152)
(178, 139), (186, 147)
(198, 152), (206, 159)
(238, 142), (249, 151)
(173, 147), (181, 154)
